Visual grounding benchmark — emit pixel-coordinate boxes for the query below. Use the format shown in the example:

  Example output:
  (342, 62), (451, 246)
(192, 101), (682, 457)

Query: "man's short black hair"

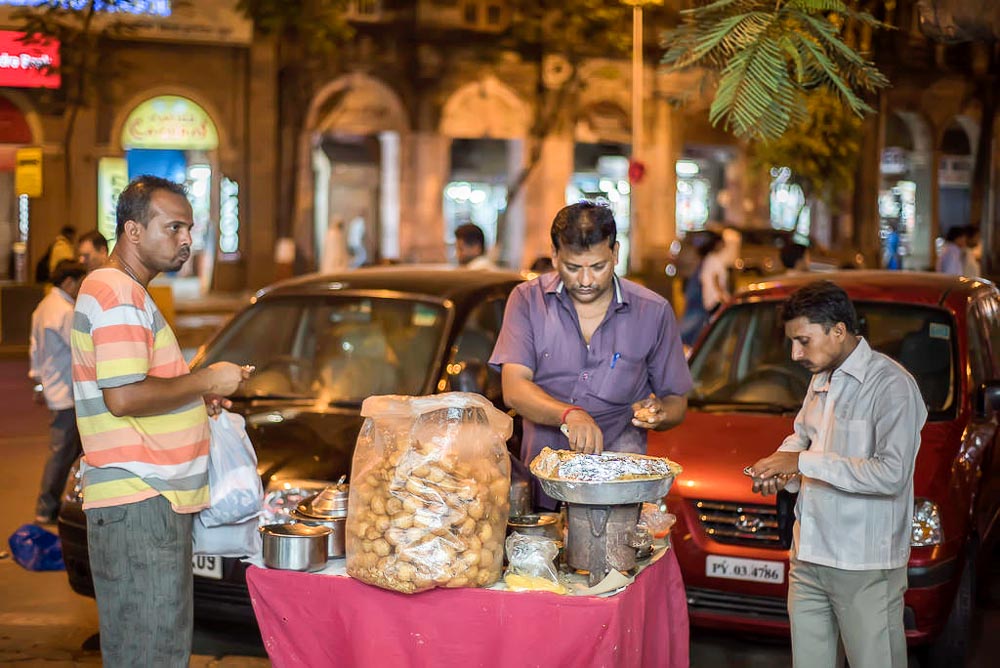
(781, 280), (859, 334)
(945, 226), (967, 242)
(454, 223), (486, 250)
(780, 242), (808, 270)
(79, 229), (109, 253)
(50, 259), (87, 287)
(60, 225), (77, 240)
(550, 201), (616, 252)
(116, 175), (187, 238)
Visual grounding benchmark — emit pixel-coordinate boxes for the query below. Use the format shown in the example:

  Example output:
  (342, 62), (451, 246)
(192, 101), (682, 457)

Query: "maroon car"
(648, 271), (1000, 666)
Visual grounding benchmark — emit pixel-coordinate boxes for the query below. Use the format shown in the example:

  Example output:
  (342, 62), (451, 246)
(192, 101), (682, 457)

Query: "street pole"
(630, 4), (643, 274)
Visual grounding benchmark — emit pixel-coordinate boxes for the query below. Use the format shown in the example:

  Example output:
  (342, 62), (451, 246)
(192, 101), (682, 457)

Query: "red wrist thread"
(560, 406), (584, 424)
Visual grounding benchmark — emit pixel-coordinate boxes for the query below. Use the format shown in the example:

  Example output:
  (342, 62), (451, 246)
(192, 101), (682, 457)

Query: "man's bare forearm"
(501, 368), (576, 426)
(654, 394), (687, 430)
(103, 369), (214, 418)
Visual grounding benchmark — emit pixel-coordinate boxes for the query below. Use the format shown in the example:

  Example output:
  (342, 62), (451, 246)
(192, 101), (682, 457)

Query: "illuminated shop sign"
(0, 30), (59, 88)
(0, 1), (170, 15)
(121, 95), (219, 150)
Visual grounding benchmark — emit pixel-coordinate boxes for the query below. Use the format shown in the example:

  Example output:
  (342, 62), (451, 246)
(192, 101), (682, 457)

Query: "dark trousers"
(86, 495), (194, 667)
(35, 407), (81, 521)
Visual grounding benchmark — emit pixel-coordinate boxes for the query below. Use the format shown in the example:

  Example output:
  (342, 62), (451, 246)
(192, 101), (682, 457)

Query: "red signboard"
(0, 31), (59, 89)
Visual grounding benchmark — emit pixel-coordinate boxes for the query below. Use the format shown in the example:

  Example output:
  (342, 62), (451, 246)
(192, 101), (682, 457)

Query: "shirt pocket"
(835, 418), (873, 458)
(594, 354), (647, 405)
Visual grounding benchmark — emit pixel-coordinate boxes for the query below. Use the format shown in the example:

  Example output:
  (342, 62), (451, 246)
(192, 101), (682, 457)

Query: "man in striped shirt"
(71, 175), (249, 667)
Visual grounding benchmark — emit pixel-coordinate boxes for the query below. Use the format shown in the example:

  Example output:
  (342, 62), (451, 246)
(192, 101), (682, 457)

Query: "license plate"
(706, 555), (784, 584)
(192, 555), (223, 580)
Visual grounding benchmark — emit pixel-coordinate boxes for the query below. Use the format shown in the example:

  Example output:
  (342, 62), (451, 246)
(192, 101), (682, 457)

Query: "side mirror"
(974, 380), (1000, 418)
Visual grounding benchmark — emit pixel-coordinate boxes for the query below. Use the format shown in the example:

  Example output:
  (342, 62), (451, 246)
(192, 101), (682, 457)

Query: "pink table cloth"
(246, 549), (690, 668)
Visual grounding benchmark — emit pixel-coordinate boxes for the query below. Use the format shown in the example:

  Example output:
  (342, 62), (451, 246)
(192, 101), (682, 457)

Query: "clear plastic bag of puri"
(346, 392), (512, 593)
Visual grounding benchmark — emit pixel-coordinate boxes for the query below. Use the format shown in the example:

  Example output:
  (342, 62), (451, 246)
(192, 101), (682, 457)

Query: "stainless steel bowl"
(289, 510), (346, 558)
(259, 523), (331, 571)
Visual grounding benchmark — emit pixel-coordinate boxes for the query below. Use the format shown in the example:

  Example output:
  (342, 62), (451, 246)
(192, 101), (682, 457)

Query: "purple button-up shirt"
(490, 273), (692, 470)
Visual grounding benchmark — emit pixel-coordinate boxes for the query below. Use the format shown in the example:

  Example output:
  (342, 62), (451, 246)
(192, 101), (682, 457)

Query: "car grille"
(687, 587), (789, 623)
(694, 499), (783, 547)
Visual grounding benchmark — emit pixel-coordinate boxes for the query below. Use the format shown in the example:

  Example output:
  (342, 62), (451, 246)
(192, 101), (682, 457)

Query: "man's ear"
(122, 219), (142, 243)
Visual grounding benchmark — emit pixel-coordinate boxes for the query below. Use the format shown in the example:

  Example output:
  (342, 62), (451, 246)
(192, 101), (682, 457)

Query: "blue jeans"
(86, 495), (194, 667)
(35, 407), (81, 521)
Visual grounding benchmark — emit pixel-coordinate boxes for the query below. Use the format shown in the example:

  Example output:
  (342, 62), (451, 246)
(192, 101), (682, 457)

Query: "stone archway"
(297, 73), (409, 269)
(881, 110), (934, 270)
(439, 76), (530, 140)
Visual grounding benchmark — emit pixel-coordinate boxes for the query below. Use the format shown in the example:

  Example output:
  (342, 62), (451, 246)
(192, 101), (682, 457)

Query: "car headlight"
(261, 479), (333, 526)
(63, 458), (83, 504)
(911, 498), (943, 546)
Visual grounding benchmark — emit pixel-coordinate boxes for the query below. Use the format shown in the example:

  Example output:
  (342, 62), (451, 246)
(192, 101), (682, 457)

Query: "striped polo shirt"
(71, 267), (210, 512)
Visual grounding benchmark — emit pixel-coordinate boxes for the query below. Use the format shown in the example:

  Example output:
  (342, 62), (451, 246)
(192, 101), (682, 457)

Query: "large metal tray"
(535, 474), (675, 506)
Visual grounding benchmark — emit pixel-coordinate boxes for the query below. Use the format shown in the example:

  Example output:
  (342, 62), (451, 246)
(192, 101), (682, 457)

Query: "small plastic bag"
(7, 524), (64, 571)
(192, 515), (262, 558)
(200, 410), (263, 528)
(503, 532), (564, 593)
(638, 502), (676, 539)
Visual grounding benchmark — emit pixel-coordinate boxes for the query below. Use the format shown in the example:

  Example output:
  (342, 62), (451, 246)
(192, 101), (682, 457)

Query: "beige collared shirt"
(778, 337), (927, 570)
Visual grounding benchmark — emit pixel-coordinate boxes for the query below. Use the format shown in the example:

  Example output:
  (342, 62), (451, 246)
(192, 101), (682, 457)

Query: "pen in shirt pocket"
(610, 352), (621, 369)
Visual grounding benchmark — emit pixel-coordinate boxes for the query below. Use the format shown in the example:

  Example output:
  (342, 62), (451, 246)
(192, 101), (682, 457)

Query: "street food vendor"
(489, 201), (692, 507)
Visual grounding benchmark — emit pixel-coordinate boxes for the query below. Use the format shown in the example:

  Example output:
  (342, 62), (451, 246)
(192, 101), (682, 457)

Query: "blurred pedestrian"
(780, 242), (811, 274)
(71, 175), (250, 666)
(529, 256), (554, 273)
(29, 259), (87, 524)
(935, 226), (967, 275)
(963, 225), (981, 277)
(35, 225), (76, 283)
(455, 223), (496, 270)
(679, 231), (728, 346)
(750, 281), (926, 668)
(320, 215), (349, 274)
(77, 230), (109, 273)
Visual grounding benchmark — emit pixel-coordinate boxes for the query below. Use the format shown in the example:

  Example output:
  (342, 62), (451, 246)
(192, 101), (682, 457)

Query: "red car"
(648, 271), (1000, 666)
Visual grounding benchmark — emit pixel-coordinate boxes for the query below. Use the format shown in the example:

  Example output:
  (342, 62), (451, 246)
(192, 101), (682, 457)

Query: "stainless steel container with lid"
(507, 514), (562, 543)
(291, 484), (349, 558)
(260, 523), (331, 571)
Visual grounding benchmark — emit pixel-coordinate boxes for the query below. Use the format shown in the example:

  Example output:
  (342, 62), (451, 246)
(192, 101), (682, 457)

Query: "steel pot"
(260, 523), (331, 571)
(289, 510), (346, 558)
(296, 484), (349, 520)
(507, 513), (562, 542)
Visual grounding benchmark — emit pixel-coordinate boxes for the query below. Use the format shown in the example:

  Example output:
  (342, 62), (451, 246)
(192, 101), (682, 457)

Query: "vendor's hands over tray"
(631, 394), (669, 430)
(562, 409), (604, 454)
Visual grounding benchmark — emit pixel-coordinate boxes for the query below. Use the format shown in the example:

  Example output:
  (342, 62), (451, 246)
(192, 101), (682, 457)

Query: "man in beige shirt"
(751, 280), (927, 668)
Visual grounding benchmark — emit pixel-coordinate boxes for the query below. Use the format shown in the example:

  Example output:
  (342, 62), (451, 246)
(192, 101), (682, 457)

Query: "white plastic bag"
(200, 410), (263, 528)
(192, 515), (262, 558)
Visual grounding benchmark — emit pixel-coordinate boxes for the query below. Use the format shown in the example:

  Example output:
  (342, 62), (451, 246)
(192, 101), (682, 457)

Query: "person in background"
(963, 225), (981, 277)
(750, 281), (926, 668)
(29, 259), (88, 524)
(780, 242), (811, 274)
(701, 229), (732, 314)
(529, 256), (554, 273)
(679, 231), (723, 347)
(72, 175), (250, 666)
(77, 230), (109, 273)
(455, 223), (497, 270)
(935, 226), (967, 275)
(320, 216), (350, 274)
(48, 225), (77, 276)
(490, 201), (691, 508)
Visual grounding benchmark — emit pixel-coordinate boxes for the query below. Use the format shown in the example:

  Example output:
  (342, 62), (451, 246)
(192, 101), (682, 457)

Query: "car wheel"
(922, 546), (975, 668)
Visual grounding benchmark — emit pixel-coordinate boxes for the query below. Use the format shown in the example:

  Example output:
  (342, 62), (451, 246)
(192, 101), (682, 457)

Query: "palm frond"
(661, 0), (888, 141)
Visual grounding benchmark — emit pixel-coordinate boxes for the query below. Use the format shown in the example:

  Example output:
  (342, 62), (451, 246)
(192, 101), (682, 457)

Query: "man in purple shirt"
(490, 202), (692, 507)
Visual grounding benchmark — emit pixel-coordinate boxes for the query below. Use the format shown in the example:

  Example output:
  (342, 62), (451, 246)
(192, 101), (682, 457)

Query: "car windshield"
(198, 295), (449, 404)
(688, 301), (956, 419)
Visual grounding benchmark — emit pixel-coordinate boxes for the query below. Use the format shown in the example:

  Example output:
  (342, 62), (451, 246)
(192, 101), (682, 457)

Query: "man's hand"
(753, 451), (801, 479)
(204, 394), (233, 417)
(563, 409), (604, 454)
(632, 394), (668, 430)
(751, 473), (796, 496)
(204, 363), (253, 396)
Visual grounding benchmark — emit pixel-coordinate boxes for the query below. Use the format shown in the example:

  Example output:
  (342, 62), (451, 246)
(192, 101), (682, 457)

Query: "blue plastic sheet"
(7, 523), (65, 571)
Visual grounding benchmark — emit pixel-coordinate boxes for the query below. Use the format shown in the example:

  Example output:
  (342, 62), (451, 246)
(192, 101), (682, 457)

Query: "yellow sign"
(121, 95), (219, 150)
(97, 157), (128, 243)
(14, 147), (42, 197)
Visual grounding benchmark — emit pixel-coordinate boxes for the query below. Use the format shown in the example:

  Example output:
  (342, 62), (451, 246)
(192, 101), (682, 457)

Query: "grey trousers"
(788, 556), (908, 668)
(35, 407), (81, 521)
(86, 495), (194, 668)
